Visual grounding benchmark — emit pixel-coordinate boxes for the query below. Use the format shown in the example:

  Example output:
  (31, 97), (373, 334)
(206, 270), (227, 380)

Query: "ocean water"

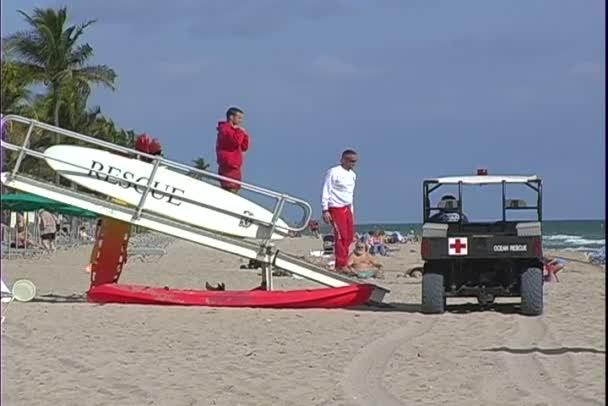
(320, 220), (605, 252)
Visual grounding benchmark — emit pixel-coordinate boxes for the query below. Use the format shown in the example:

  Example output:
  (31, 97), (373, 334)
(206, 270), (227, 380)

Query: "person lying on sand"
(543, 256), (565, 282)
(346, 242), (384, 279)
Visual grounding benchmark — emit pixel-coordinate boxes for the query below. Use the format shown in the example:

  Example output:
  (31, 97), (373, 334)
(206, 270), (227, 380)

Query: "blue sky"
(2, 0), (605, 223)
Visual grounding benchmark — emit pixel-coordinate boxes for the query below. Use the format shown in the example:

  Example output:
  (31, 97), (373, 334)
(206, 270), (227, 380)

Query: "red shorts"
(218, 165), (242, 189)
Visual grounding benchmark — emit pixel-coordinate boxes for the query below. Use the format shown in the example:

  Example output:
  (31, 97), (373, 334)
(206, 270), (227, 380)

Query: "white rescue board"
(42, 145), (289, 239)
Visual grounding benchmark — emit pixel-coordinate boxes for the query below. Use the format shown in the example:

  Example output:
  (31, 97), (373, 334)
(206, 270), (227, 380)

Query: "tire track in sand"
(475, 319), (527, 404)
(501, 317), (603, 406)
(342, 318), (436, 406)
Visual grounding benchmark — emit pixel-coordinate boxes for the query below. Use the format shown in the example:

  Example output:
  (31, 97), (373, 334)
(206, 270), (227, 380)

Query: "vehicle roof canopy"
(424, 175), (541, 185)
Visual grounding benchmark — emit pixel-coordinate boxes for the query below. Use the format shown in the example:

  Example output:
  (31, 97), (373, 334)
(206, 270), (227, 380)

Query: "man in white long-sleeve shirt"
(321, 149), (358, 272)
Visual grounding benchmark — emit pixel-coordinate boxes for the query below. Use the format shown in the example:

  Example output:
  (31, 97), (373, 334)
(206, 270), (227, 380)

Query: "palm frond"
(73, 65), (117, 90)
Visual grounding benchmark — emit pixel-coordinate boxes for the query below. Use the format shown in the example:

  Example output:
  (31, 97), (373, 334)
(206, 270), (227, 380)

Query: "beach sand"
(1, 236), (605, 406)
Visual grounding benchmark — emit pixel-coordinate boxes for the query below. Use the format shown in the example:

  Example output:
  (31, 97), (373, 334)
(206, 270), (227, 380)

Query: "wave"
(559, 246), (606, 252)
(543, 234), (582, 241)
(547, 238), (604, 245)
(543, 237), (605, 251)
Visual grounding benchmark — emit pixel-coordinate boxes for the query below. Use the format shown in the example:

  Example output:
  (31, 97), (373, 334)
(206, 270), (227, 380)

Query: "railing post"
(9, 121), (35, 180)
(132, 156), (162, 221)
(264, 195), (287, 242)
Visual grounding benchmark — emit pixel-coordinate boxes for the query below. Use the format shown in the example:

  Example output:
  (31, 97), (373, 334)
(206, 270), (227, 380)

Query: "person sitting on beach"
(78, 226), (93, 241)
(429, 195), (469, 223)
(543, 256), (565, 282)
(11, 230), (42, 249)
(347, 242), (384, 279)
(368, 230), (388, 256)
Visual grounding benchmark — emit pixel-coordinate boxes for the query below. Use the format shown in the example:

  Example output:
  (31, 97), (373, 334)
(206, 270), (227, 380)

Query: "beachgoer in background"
(309, 219), (321, 238)
(15, 212), (25, 234)
(359, 231), (371, 246)
(78, 226), (92, 241)
(369, 230), (388, 256)
(386, 231), (406, 244)
(321, 149), (358, 273)
(347, 242), (383, 279)
(38, 209), (58, 251)
(407, 229), (419, 243)
(8, 212), (40, 248)
(586, 247), (605, 265)
(216, 107), (250, 193)
(543, 256), (565, 282)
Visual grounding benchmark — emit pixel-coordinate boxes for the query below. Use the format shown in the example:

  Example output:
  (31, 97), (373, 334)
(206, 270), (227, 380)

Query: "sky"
(2, 0), (605, 223)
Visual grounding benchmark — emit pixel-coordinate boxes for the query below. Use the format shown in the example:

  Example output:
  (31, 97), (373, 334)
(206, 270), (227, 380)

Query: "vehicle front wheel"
(520, 267), (543, 316)
(422, 272), (445, 314)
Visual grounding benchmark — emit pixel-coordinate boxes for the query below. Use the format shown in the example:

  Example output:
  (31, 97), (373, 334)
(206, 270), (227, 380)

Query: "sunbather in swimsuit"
(346, 242), (384, 279)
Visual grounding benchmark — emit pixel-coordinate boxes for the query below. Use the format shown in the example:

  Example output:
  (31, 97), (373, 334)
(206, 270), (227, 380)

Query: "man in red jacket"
(216, 107), (250, 193)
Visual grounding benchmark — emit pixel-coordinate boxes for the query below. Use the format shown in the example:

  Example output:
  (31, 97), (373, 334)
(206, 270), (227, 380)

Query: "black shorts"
(41, 233), (56, 241)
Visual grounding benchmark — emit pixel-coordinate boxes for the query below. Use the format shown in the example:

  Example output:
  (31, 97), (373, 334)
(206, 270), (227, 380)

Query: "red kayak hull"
(87, 283), (374, 308)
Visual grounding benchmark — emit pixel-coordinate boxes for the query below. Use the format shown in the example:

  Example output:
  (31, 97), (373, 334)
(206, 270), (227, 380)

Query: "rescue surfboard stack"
(43, 145), (290, 240)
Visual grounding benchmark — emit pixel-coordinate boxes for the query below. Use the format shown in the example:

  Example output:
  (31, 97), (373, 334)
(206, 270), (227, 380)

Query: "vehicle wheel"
(422, 272), (445, 314)
(520, 267), (543, 316)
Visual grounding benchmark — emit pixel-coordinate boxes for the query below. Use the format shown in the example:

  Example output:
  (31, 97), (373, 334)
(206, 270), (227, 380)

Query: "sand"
(1, 236), (605, 406)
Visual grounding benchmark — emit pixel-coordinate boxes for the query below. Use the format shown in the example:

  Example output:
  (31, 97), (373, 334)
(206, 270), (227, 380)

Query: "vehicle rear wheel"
(520, 267), (543, 316)
(422, 272), (445, 314)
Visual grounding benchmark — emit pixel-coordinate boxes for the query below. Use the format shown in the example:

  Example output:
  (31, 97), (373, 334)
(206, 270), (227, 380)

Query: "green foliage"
(2, 6), (211, 182)
(188, 157), (212, 180)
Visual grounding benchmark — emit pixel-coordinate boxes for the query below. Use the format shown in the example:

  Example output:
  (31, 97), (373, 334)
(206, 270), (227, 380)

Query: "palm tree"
(1, 58), (32, 115)
(188, 157), (211, 180)
(4, 6), (117, 182)
(4, 7), (117, 128)
(193, 157), (210, 171)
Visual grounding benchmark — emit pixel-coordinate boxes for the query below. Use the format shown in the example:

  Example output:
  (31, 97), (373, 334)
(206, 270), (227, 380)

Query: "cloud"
(569, 61), (604, 80)
(57, 0), (354, 37)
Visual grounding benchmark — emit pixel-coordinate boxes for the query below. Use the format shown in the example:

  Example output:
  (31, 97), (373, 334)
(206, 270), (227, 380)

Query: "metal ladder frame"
(1, 115), (389, 302)
(1, 114), (312, 235)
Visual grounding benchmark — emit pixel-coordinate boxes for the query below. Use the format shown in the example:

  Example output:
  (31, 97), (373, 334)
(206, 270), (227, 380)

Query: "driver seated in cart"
(429, 194), (469, 223)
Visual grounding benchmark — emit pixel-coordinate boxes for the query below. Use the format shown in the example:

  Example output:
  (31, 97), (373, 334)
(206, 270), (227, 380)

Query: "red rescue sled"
(87, 283), (374, 308)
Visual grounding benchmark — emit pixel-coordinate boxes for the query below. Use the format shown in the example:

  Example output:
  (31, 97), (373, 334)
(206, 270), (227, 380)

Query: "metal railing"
(1, 115), (312, 234)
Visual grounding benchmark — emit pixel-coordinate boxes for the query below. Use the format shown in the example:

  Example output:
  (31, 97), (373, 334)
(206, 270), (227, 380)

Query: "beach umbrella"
(1, 192), (98, 218)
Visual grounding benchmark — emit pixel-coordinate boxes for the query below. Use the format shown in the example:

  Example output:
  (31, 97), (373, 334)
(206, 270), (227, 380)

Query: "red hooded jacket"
(216, 121), (249, 186)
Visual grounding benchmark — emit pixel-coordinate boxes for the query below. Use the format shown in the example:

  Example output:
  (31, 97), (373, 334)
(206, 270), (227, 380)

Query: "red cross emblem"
(448, 237), (468, 256)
